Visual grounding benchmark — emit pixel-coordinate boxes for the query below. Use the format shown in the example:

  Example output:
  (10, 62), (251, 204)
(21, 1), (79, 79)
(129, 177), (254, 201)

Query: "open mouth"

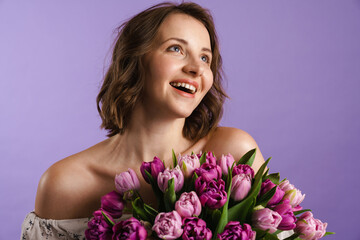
(170, 82), (197, 94)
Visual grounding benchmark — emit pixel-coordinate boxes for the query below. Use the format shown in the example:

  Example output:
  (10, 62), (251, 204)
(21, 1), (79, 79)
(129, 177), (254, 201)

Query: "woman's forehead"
(155, 13), (211, 50)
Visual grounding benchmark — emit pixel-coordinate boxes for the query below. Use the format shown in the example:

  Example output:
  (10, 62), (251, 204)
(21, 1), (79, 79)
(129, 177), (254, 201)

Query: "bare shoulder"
(34, 145), (114, 219)
(205, 127), (265, 172)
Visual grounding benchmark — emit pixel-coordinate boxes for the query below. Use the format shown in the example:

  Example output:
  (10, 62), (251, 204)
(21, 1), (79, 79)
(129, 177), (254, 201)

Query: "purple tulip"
(178, 153), (200, 179)
(194, 162), (222, 181)
(218, 221), (256, 240)
(112, 217), (147, 240)
(294, 212), (327, 240)
(251, 207), (282, 233)
(195, 177), (227, 209)
(205, 152), (217, 165)
(182, 217), (212, 240)
(157, 166), (184, 193)
(85, 210), (114, 240)
(232, 164), (255, 178)
(218, 153), (235, 175)
(259, 179), (285, 206)
(115, 168), (140, 195)
(140, 156), (165, 183)
(100, 191), (124, 219)
(175, 191), (202, 218)
(231, 173), (252, 201)
(273, 200), (297, 230)
(152, 211), (183, 239)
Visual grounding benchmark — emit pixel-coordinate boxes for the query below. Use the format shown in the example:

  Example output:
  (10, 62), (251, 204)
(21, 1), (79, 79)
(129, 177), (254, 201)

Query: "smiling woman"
(21, 2), (265, 239)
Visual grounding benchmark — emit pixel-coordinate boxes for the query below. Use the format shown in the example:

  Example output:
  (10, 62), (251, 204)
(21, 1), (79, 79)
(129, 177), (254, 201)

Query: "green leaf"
(144, 170), (164, 210)
(263, 168), (269, 178)
(257, 186), (277, 207)
(164, 178), (176, 212)
(144, 170), (155, 185)
(263, 173), (280, 185)
(211, 209), (221, 229)
(237, 148), (257, 167)
(101, 210), (115, 226)
(172, 149), (178, 167)
(293, 209), (312, 216)
(228, 158), (270, 222)
(199, 152), (207, 165)
(324, 232), (335, 236)
(186, 172), (199, 192)
(253, 228), (279, 240)
(131, 197), (150, 222)
(182, 161), (187, 172)
(143, 203), (158, 224)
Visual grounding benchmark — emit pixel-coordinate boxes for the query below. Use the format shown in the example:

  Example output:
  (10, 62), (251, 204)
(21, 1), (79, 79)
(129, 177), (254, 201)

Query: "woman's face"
(142, 13), (213, 119)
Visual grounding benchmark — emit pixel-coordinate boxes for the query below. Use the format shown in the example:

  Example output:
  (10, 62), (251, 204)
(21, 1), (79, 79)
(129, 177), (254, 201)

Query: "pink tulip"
(283, 189), (305, 210)
(294, 212), (327, 240)
(115, 168), (140, 195)
(279, 180), (295, 192)
(218, 153), (235, 175)
(175, 191), (202, 218)
(251, 207), (282, 233)
(157, 166), (184, 193)
(230, 173), (252, 201)
(178, 153), (200, 179)
(152, 211), (183, 239)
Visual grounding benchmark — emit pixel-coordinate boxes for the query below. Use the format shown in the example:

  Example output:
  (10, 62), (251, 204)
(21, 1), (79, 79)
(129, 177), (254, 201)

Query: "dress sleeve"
(21, 211), (90, 240)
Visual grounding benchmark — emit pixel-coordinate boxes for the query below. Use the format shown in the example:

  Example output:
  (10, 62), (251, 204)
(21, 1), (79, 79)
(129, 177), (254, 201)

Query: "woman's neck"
(111, 105), (195, 165)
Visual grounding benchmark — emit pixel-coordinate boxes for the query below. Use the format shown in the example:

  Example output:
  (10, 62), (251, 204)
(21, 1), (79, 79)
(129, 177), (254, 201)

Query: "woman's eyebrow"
(162, 37), (212, 54)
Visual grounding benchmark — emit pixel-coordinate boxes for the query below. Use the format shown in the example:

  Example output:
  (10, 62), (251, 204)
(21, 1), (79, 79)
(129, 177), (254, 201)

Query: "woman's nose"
(182, 57), (204, 77)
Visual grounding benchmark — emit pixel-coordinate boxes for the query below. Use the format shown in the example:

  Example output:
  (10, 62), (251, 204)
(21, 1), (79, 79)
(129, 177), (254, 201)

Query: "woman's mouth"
(169, 82), (197, 94)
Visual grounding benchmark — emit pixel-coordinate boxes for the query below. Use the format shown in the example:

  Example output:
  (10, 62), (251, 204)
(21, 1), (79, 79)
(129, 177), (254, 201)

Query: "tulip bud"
(232, 164), (255, 178)
(273, 201), (297, 230)
(279, 180), (295, 192)
(140, 156), (165, 184)
(218, 154), (235, 175)
(259, 179), (285, 206)
(251, 207), (282, 233)
(152, 211), (183, 239)
(194, 163), (222, 181)
(283, 189), (305, 210)
(115, 168), (140, 195)
(100, 191), (124, 219)
(230, 173), (252, 201)
(178, 154), (200, 179)
(175, 191), (202, 218)
(157, 166), (184, 193)
(294, 212), (327, 240)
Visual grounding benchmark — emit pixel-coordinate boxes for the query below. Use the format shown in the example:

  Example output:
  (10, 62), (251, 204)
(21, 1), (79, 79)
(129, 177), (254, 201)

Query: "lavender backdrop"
(1, 0), (359, 239)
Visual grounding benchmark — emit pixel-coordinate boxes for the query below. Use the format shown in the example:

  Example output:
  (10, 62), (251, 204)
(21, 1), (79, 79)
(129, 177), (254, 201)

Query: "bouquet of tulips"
(85, 149), (333, 240)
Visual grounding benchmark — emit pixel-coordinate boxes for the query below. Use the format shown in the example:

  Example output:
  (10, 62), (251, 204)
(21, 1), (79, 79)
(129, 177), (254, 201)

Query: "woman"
(21, 2), (265, 239)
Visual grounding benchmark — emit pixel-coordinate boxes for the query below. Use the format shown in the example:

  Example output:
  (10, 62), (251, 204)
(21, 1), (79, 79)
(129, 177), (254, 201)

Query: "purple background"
(1, 0), (359, 239)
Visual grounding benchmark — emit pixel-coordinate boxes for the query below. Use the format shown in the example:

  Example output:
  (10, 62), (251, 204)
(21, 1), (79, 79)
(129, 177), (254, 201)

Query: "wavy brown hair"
(97, 2), (228, 141)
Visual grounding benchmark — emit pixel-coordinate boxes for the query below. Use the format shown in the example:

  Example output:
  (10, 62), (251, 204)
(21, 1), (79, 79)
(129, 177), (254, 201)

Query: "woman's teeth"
(170, 82), (197, 94)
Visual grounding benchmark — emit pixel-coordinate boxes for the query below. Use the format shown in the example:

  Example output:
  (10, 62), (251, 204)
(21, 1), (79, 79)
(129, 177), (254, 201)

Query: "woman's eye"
(201, 55), (209, 63)
(168, 46), (181, 53)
